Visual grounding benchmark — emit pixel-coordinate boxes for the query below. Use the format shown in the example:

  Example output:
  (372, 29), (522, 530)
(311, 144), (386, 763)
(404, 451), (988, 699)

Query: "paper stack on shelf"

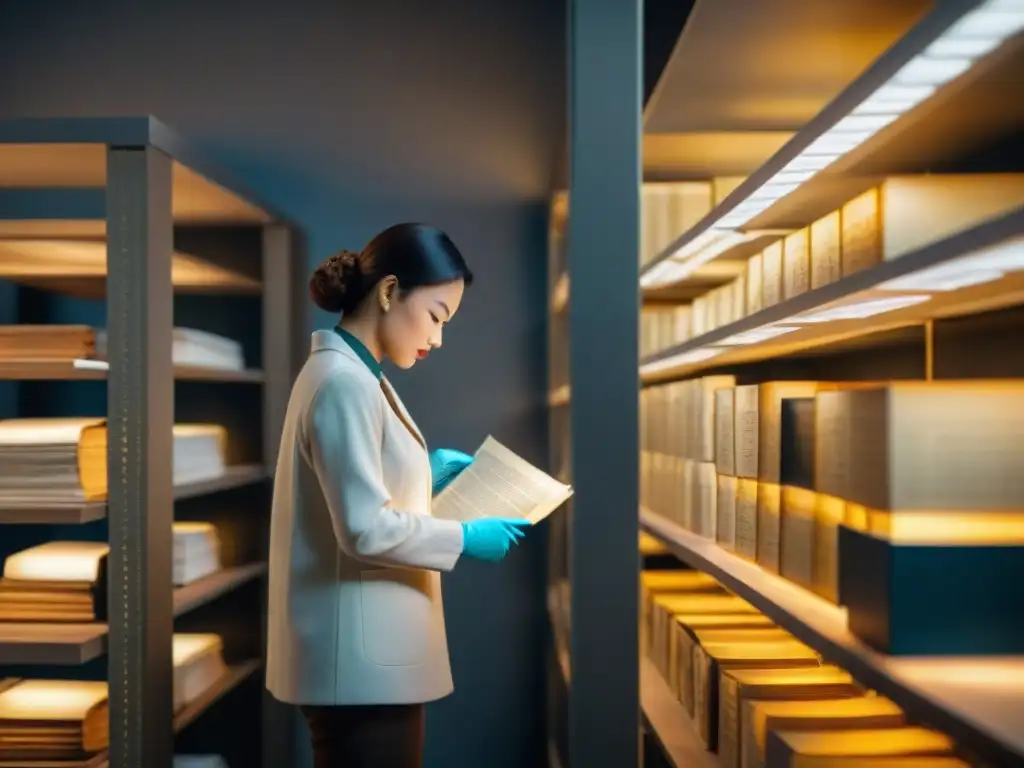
(99, 327), (245, 372)
(173, 522), (222, 587)
(0, 541), (108, 623)
(0, 419), (228, 505)
(0, 679), (109, 761)
(172, 633), (228, 712)
(0, 324), (245, 371)
(0, 523), (222, 622)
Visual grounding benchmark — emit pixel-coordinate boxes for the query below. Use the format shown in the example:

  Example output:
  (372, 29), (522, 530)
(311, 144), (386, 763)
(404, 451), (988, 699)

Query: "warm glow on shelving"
(640, 0), (1024, 289)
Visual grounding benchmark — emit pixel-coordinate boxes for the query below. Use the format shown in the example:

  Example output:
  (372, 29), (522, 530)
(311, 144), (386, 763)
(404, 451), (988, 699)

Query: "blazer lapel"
(380, 377), (427, 451)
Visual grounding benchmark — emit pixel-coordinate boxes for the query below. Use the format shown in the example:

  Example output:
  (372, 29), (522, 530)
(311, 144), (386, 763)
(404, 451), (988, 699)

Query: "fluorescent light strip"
(642, 348), (723, 375)
(716, 325), (800, 346)
(640, 232), (1024, 378)
(646, 0), (1023, 277)
(639, 293), (931, 376)
(878, 237), (1024, 292)
(791, 295), (931, 323)
(642, 228), (792, 288)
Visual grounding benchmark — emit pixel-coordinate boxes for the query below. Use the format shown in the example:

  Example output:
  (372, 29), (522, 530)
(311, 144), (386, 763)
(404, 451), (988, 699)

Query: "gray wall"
(0, 1), (564, 765)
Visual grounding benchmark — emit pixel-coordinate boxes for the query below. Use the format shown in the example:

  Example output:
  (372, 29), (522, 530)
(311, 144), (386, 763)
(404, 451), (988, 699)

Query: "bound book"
(0, 679), (109, 760)
(0, 419), (228, 505)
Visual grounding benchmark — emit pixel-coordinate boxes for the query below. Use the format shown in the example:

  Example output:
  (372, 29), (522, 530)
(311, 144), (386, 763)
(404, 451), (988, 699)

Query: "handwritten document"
(432, 436), (573, 524)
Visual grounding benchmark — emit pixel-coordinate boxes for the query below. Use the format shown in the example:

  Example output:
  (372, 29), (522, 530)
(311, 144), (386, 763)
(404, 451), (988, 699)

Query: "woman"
(266, 223), (529, 768)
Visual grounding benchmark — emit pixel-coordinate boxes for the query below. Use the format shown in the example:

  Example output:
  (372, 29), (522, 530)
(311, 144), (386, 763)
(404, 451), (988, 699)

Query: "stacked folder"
(0, 542), (108, 623)
(0, 525), (222, 622)
(172, 633), (229, 712)
(172, 522), (223, 587)
(0, 419), (228, 505)
(0, 679), (109, 761)
(0, 635), (228, 762)
(641, 567), (969, 766)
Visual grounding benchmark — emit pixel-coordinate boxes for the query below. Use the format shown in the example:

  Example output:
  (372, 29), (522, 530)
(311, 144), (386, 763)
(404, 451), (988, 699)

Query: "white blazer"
(265, 330), (466, 705)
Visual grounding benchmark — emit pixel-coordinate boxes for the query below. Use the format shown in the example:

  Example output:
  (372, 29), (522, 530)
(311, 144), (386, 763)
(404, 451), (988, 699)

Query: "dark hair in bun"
(309, 223), (473, 315)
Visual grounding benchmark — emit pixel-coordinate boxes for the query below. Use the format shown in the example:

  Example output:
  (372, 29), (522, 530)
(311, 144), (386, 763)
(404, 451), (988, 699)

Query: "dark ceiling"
(644, 0), (697, 104)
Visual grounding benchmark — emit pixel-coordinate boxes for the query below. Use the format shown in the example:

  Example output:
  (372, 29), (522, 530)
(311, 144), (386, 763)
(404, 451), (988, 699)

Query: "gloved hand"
(460, 518), (531, 562)
(429, 448), (474, 495)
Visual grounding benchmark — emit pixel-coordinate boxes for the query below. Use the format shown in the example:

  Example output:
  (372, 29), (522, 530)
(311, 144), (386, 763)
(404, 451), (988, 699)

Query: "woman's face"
(380, 279), (466, 369)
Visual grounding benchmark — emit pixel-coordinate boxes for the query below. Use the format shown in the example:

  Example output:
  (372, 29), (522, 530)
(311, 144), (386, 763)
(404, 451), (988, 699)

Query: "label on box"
(841, 188), (882, 276)
(783, 228), (811, 299)
(811, 211), (842, 288)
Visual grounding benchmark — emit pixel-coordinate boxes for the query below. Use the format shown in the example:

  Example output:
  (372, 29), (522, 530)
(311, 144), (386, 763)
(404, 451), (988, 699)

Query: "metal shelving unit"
(0, 116), (303, 768)
(548, 1), (1024, 766)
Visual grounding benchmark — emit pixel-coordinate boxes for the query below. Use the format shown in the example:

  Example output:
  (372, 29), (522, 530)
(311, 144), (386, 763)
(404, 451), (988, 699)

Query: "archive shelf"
(548, 2), (1024, 767)
(640, 510), (1024, 766)
(0, 116), (300, 768)
(640, 0), (1024, 292)
(640, 206), (1024, 383)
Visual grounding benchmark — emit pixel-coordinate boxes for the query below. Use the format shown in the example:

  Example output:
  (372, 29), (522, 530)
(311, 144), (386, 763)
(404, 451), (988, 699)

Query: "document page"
(432, 436), (573, 524)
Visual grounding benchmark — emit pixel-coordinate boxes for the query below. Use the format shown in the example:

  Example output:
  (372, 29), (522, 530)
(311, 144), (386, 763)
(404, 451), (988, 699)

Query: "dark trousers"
(301, 703), (425, 768)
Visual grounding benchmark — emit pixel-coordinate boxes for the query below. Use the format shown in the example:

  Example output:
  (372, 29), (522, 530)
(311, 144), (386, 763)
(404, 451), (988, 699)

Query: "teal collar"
(333, 326), (382, 380)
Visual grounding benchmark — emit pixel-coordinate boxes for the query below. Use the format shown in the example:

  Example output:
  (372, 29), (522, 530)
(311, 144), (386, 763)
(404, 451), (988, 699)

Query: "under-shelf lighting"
(879, 237), (1024, 292)
(790, 295), (931, 324)
(717, 325), (800, 346)
(642, 348), (723, 376)
(640, 0), (1024, 290)
(642, 228), (790, 287)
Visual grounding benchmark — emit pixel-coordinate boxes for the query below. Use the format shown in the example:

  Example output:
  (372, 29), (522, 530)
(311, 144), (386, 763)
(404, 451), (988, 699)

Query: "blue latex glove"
(460, 518), (531, 562)
(429, 448), (474, 495)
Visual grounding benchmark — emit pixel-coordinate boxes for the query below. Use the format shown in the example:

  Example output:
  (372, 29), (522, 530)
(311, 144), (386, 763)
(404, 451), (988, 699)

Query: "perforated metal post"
(106, 145), (175, 768)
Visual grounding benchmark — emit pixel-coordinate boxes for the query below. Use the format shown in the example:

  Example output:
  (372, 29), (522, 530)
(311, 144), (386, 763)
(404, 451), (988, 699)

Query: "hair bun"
(309, 249), (362, 314)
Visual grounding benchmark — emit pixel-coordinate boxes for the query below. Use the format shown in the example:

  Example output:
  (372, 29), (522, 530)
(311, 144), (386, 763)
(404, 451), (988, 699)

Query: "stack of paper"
(173, 523), (222, 587)
(0, 679), (109, 761)
(0, 541), (109, 622)
(0, 325), (245, 372)
(99, 327), (245, 371)
(0, 419), (228, 505)
(172, 633), (228, 712)
(0, 524), (222, 621)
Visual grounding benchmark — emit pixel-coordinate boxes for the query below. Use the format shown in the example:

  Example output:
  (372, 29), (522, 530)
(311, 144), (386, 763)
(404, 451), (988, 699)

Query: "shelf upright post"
(260, 222), (297, 768)
(566, 0), (642, 765)
(105, 145), (176, 768)
(261, 224), (294, 473)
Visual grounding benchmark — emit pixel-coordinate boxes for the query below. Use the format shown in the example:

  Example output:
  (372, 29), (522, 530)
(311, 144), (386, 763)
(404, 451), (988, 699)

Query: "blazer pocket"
(358, 568), (432, 667)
